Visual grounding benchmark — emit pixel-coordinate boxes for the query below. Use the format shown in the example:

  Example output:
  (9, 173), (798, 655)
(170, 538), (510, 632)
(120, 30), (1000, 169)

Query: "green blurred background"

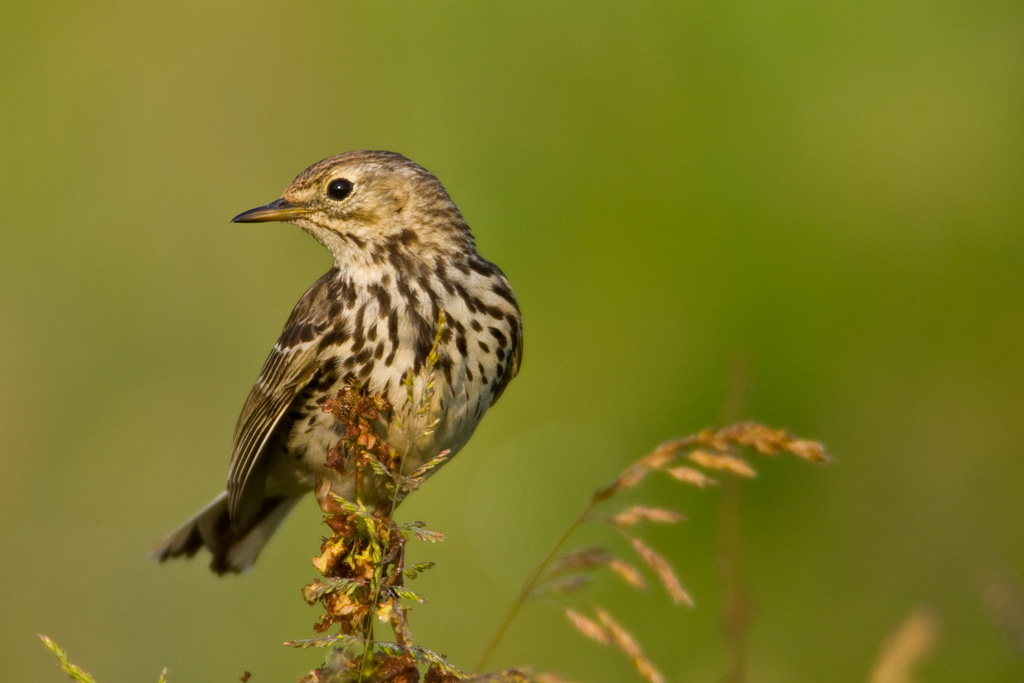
(3, 1), (1023, 680)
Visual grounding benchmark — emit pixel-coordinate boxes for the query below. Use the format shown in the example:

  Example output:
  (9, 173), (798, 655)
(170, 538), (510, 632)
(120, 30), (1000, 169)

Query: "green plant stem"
(357, 569), (380, 683)
(357, 322), (443, 682)
(358, 444), (414, 683)
(476, 501), (596, 671)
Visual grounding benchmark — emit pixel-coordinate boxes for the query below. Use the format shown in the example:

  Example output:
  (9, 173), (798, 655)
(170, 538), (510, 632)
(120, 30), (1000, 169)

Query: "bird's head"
(232, 151), (473, 267)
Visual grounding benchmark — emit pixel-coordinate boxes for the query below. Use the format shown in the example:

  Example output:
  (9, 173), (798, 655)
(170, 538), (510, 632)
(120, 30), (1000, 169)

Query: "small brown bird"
(154, 151), (522, 573)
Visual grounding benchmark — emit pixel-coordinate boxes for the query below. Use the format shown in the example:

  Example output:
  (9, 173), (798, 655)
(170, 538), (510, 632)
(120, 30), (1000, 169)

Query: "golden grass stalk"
(477, 423), (828, 675)
(868, 609), (938, 683)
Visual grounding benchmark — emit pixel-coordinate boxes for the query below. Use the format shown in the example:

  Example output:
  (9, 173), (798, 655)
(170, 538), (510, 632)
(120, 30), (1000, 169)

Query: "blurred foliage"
(4, 0), (1024, 681)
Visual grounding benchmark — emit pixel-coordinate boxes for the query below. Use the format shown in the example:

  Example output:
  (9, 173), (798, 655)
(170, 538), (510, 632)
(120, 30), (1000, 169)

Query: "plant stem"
(358, 444), (414, 682)
(476, 501), (596, 671)
(718, 352), (751, 683)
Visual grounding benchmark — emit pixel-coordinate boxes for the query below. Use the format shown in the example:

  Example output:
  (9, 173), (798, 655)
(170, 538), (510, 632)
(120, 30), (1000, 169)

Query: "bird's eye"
(327, 178), (354, 201)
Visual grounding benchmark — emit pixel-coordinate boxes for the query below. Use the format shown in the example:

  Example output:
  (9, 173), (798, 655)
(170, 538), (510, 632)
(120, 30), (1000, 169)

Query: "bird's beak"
(231, 198), (310, 223)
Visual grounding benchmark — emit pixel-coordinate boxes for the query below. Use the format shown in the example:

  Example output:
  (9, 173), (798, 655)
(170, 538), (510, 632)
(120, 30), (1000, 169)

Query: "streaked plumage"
(154, 151), (521, 573)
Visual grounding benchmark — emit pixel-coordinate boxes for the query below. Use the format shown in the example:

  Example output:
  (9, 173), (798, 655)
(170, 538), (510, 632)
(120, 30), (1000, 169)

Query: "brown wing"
(226, 340), (320, 525)
(226, 271), (340, 526)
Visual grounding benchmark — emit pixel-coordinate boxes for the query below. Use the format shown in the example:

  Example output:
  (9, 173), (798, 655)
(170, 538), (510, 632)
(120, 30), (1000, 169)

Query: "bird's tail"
(152, 491), (301, 575)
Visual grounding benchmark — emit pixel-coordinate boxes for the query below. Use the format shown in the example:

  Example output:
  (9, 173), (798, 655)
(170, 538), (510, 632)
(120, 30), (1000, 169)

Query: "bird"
(154, 151), (522, 574)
